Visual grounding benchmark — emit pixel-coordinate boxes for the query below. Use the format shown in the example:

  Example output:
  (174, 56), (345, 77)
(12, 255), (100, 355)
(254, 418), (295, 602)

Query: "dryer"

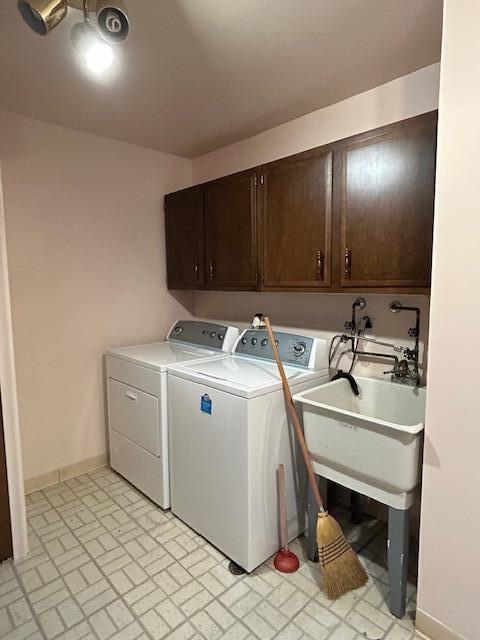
(168, 328), (329, 572)
(106, 320), (239, 508)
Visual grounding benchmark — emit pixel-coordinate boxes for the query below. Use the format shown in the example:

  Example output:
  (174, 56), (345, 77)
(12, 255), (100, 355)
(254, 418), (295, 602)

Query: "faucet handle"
(383, 367), (405, 376)
(384, 360), (411, 376)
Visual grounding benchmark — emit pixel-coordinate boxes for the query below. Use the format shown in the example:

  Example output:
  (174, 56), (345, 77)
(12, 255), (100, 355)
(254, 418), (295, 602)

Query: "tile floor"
(1, 467), (422, 640)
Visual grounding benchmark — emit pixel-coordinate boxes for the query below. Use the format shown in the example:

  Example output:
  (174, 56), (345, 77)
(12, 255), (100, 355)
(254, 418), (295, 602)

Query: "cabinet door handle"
(194, 263), (199, 278)
(208, 258), (215, 279)
(344, 248), (352, 280)
(125, 391), (137, 402)
(316, 250), (324, 281)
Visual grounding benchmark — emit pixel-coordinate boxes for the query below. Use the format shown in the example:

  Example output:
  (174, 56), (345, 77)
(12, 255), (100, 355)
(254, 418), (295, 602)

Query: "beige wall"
(416, 3), (480, 640)
(192, 64), (439, 380)
(0, 111), (194, 483)
(195, 293), (430, 384)
(192, 63), (440, 182)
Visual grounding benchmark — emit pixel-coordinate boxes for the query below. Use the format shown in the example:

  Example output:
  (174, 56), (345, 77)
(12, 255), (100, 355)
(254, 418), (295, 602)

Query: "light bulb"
(71, 22), (114, 75)
(85, 42), (113, 73)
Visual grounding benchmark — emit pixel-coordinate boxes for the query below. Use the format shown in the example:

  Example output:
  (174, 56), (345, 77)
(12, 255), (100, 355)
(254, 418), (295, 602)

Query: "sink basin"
(294, 377), (426, 509)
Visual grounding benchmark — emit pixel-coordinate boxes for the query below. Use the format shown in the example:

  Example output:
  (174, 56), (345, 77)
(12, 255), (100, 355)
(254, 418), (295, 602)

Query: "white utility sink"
(294, 377), (426, 509)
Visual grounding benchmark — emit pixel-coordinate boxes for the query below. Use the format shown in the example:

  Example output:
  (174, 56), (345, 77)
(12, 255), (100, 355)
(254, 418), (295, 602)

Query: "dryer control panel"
(168, 320), (238, 352)
(235, 329), (315, 368)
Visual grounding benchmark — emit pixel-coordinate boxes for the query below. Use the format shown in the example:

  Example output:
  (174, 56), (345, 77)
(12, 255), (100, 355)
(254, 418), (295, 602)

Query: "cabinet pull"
(208, 258), (215, 279)
(344, 248), (352, 280)
(194, 263), (199, 278)
(316, 250), (324, 281)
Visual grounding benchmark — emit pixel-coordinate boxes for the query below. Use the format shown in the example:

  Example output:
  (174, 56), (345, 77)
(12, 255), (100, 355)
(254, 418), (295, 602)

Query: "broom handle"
(278, 464), (288, 551)
(264, 317), (325, 511)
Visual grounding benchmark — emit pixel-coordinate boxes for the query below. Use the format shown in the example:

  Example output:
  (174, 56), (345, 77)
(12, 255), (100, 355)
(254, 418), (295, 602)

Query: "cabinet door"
(204, 170), (257, 289)
(260, 149), (332, 288)
(339, 112), (437, 288)
(165, 186), (204, 288)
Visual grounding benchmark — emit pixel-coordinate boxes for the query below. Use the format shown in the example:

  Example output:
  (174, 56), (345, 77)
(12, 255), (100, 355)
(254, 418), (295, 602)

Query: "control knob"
(293, 341), (306, 357)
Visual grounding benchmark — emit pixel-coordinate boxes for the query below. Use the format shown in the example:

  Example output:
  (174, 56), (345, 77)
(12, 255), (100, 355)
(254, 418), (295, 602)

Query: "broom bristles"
(317, 511), (368, 600)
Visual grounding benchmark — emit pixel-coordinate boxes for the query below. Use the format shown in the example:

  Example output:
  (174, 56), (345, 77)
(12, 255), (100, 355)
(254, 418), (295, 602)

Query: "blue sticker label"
(201, 394), (212, 415)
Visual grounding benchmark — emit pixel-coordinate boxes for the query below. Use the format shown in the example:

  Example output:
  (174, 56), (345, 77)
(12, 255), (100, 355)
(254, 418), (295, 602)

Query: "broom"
(264, 316), (368, 599)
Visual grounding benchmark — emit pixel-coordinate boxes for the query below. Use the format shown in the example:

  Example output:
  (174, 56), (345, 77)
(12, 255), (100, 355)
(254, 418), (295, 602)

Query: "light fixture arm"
(83, 0), (90, 23)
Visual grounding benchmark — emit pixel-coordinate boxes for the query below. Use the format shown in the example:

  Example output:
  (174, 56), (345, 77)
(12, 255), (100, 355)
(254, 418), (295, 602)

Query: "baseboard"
(24, 469), (59, 494)
(416, 609), (469, 640)
(59, 454), (107, 482)
(24, 454), (107, 494)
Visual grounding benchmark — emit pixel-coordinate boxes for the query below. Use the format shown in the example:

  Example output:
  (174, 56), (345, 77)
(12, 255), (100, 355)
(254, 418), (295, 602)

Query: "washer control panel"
(168, 321), (236, 351)
(235, 330), (314, 368)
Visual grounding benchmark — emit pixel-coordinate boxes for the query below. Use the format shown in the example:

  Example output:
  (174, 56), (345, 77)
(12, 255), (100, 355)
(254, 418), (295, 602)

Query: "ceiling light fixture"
(17, 0), (68, 35)
(17, 0), (130, 44)
(17, 0), (129, 77)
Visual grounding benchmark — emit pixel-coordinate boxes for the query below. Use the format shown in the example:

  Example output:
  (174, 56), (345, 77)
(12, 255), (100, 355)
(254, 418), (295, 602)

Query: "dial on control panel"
(243, 335), (277, 347)
(293, 341), (306, 357)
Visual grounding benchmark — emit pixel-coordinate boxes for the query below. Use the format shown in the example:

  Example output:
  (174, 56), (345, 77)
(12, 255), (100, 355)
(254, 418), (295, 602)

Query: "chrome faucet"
(336, 299), (422, 386)
(388, 302), (421, 386)
(384, 359), (419, 384)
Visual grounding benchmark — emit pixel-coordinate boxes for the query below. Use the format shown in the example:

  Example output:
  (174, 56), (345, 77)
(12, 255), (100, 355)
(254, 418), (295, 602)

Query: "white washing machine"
(168, 328), (329, 572)
(106, 320), (239, 508)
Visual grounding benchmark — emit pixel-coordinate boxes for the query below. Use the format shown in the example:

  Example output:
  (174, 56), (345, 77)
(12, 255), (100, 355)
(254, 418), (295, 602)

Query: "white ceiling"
(0, 1), (442, 158)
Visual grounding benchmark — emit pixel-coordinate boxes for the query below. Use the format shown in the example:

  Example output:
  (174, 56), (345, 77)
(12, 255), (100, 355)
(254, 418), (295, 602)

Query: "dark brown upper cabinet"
(259, 148), (333, 288)
(164, 111), (437, 294)
(337, 111), (437, 289)
(165, 186), (204, 289)
(204, 170), (258, 290)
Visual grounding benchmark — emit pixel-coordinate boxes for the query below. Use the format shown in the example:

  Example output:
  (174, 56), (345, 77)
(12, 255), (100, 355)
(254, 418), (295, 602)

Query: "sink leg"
(388, 506), (409, 619)
(307, 475), (327, 562)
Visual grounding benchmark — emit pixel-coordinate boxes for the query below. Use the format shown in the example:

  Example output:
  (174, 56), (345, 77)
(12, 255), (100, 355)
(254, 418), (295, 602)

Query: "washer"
(168, 328), (329, 572)
(106, 320), (239, 508)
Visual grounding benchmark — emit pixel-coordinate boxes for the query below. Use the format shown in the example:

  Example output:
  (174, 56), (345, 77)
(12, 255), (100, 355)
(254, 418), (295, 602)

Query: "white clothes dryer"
(106, 320), (239, 507)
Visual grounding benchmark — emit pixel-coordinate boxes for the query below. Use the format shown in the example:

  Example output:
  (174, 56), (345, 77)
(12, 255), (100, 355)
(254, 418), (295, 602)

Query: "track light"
(17, 1), (130, 42)
(96, 1), (129, 44)
(18, 0), (128, 77)
(17, 0), (68, 35)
